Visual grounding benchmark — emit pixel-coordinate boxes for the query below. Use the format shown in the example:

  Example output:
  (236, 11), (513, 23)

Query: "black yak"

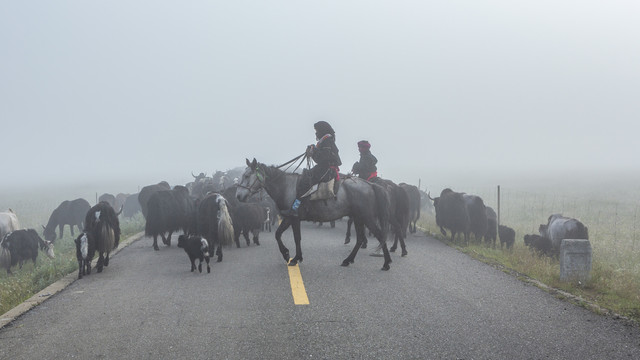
(539, 214), (589, 254)
(138, 181), (171, 219)
(1, 229), (55, 274)
(42, 198), (91, 242)
(177, 234), (211, 273)
(429, 188), (470, 243)
(145, 185), (196, 250)
(85, 201), (120, 273)
(499, 225), (516, 250)
(196, 193), (234, 263)
(463, 194), (488, 243)
(399, 183), (421, 234)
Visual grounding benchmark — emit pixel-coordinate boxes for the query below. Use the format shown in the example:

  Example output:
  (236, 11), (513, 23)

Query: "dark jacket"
(311, 134), (342, 168)
(352, 150), (377, 179)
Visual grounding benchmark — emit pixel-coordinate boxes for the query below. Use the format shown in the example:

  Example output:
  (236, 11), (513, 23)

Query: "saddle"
(301, 178), (341, 201)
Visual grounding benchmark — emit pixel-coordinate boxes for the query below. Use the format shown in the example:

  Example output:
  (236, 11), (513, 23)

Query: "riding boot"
(280, 199), (301, 217)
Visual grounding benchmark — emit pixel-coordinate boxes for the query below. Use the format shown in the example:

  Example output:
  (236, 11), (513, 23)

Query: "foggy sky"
(2, 1), (639, 193)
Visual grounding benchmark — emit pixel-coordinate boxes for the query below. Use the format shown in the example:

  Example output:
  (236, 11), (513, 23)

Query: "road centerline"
(287, 259), (310, 305)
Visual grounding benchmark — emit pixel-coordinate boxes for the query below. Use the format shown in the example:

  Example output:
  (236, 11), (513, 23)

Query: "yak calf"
(178, 234), (211, 273)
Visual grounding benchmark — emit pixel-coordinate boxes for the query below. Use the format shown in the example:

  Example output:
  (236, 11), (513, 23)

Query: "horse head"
(236, 158), (264, 202)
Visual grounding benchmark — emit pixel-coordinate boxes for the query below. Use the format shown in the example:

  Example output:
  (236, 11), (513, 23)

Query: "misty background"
(2, 1), (639, 197)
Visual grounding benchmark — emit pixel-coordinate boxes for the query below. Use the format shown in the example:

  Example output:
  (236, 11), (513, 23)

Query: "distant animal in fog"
(222, 185), (266, 247)
(429, 189), (470, 243)
(484, 207), (497, 246)
(122, 193), (142, 218)
(399, 183), (421, 234)
(84, 201), (121, 273)
(463, 194), (488, 243)
(138, 181), (171, 219)
(42, 198), (91, 242)
(539, 214), (589, 254)
(75, 232), (96, 279)
(98, 193), (116, 208)
(0, 209), (21, 240)
(1, 229), (55, 274)
(498, 225), (515, 250)
(178, 234), (211, 273)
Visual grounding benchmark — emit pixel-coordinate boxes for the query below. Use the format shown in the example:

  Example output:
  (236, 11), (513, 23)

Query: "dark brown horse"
(236, 158), (392, 270)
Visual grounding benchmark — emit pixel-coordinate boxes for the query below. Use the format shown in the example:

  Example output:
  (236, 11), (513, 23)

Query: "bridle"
(237, 153), (308, 195)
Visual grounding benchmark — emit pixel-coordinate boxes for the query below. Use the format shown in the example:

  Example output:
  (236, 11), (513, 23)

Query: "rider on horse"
(351, 140), (378, 181)
(280, 121), (342, 217)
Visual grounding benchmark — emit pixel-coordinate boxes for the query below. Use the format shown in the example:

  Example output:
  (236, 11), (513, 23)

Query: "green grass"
(418, 183), (640, 323)
(0, 184), (145, 316)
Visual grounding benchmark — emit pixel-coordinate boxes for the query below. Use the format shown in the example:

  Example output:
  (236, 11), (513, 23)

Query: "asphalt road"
(1, 220), (639, 360)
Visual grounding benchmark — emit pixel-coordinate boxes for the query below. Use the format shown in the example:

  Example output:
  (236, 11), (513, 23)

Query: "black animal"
(1, 229), (55, 274)
(98, 193), (116, 208)
(195, 193), (234, 263)
(84, 202), (121, 273)
(145, 185), (196, 250)
(463, 194), (488, 243)
(138, 181), (171, 219)
(222, 186), (266, 247)
(74, 232), (96, 279)
(373, 178), (409, 256)
(344, 178), (409, 256)
(122, 193), (142, 218)
(177, 234), (211, 273)
(399, 183), (421, 234)
(42, 198), (91, 242)
(484, 207), (498, 246)
(498, 225), (515, 250)
(429, 189), (470, 243)
(524, 234), (553, 256)
(539, 214), (589, 254)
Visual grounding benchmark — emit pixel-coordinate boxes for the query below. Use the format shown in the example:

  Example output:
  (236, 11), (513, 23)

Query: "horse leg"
(342, 221), (367, 266)
(59, 224), (64, 241)
(364, 217), (392, 270)
(166, 231), (173, 246)
(104, 253), (110, 266)
(205, 254), (211, 273)
(288, 219), (303, 266)
(275, 218), (291, 263)
(153, 235), (159, 251)
(344, 217), (353, 244)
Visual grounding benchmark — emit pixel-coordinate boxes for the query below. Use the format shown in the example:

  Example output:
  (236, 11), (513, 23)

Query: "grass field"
(418, 178), (640, 323)
(0, 183), (145, 315)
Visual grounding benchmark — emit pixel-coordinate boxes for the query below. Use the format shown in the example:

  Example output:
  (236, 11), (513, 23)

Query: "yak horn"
(427, 192), (435, 201)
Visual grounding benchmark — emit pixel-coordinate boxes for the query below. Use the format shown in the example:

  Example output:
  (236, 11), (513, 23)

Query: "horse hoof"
(360, 243), (367, 249)
(288, 260), (298, 267)
(402, 251), (408, 257)
(153, 245), (159, 251)
(341, 261), (350, 267)
(381, 264), (390, 271)
(390, 248), (396, 253)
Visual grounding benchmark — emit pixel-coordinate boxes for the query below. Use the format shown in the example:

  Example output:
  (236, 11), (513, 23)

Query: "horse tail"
(372, 183), (390, 238)
(216, 195), (234, 247)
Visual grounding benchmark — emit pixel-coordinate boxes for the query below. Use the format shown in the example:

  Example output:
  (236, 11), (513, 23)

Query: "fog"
(2, 1), (639, 195)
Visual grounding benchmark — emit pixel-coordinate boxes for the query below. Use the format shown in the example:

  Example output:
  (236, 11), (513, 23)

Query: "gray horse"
(236, 158), (392, 270)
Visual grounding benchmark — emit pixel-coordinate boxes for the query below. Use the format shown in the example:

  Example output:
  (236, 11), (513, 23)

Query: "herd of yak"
(0, 168), (589, 277)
